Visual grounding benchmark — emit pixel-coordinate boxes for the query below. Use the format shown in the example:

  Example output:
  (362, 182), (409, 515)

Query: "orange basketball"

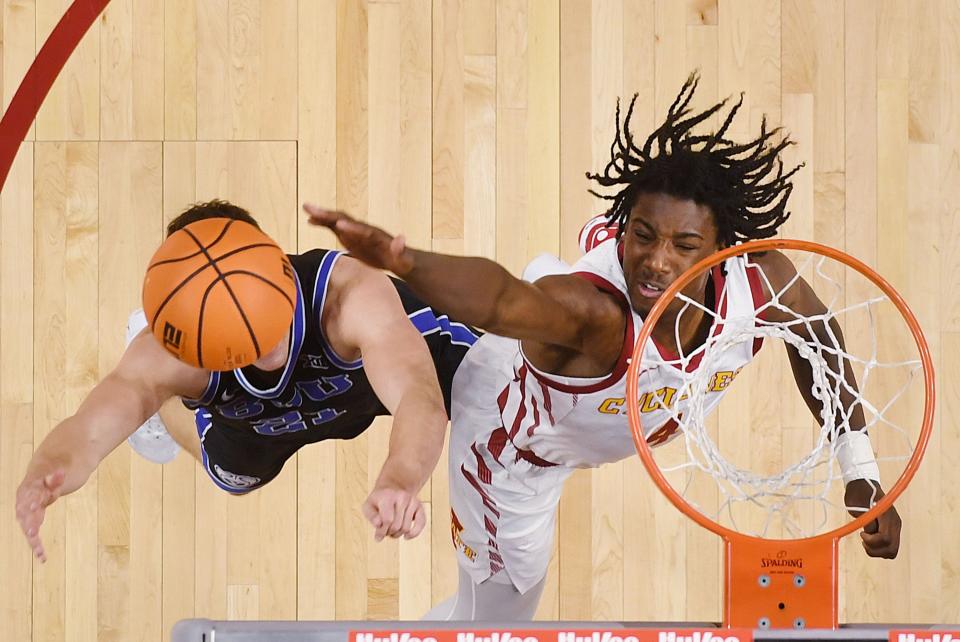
(142, 218), (296, 370)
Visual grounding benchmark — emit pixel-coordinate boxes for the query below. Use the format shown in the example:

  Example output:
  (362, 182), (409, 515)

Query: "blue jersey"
(182, 249), (478, 443)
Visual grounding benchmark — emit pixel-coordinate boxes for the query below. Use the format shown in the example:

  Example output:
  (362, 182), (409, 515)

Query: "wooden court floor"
(0, 1), (958, 641)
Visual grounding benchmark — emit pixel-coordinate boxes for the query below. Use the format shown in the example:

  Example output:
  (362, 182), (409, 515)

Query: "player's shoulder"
(748, 249), (798, 290)
(534, 271), (614, 297)
(533, 272), (626, 326)
(324, 252), (391, 293)
(521, 273), (627, 371)
(289, 248), (364, 303)
(288, 247), (337, 272)
(322, 253), (408, 327)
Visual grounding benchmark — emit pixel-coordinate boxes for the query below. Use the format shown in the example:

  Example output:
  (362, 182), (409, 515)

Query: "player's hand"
(844, 478), (901, 559)
(15, 469), (66, 563)
(361, 487), (426, 542)
(303, 204), (415, 277)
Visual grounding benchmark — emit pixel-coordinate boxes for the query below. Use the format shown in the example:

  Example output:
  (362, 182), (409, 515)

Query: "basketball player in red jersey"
(308, 74), (903, 619)
(15, 200), (478, 562)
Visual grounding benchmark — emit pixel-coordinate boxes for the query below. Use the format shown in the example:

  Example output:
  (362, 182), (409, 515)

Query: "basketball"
(142, 218), (297, 370)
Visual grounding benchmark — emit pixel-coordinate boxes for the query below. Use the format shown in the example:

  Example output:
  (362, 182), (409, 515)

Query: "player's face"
(620, 192), (720, 318)
(251, 327), (291, 371)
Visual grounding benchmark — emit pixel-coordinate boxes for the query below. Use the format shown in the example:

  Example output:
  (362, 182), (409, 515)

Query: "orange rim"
(626, 238), (935, 546)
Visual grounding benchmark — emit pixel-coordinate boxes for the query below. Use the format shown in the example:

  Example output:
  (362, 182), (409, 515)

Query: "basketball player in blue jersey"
(16, 200), (478, 563)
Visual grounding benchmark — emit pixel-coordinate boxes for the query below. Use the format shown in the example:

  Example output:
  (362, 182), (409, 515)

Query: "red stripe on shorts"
(473, 443), (492, 484)
(460, 465), (501, 519)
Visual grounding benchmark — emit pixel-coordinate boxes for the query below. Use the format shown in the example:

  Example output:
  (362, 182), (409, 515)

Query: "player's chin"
(628, 290), (660, 316)
(629, 291), (688, 323)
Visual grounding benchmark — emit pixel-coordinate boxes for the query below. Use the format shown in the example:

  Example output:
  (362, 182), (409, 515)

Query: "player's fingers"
(374, 514), (390, 542)
(329, 221), (375, 258)
(869, 512), (901, 558)
(861, 536), (897, 559)
(362, 496), (391, 541)
(17, 508), (35, 540)
(860, 530), (886, 548)
(15, 486), (48, 535)
(386, 495), (408, 538)
(361, 498), (378, 524)
(887, 521), (901, 555)
(860, 526), (898, 559)
(303, 204), (349, 227)
(31, 532), (47, 562)
(390, 235), (407, 256)
(389, 235), (415, 276)
(14, 487), (38, 522)
(394, 497), (419, 538)
(334, 217), (377, 244)
(29, 532), (46, 562)
(375, 498), (396, 542)
(405, 503), (426, 540)
(21, 507), (47, 560)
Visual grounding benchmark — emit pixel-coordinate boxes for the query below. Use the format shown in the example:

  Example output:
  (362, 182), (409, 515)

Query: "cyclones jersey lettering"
(496, 240), (766, 468)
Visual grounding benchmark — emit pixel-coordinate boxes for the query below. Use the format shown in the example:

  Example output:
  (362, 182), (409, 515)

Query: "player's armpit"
(521, 274), (630, 363)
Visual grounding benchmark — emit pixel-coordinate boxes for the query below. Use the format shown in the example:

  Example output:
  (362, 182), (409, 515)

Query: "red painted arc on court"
(0, 0), (111, 192)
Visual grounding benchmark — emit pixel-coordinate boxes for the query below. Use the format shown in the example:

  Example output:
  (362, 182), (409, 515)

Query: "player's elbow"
(418, 386), (449, 427)
(404, 384), (449, 432)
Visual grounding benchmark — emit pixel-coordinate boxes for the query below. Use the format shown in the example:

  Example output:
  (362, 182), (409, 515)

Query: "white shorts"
(448, 333), (574, 594)
(447, 243), (612, 594)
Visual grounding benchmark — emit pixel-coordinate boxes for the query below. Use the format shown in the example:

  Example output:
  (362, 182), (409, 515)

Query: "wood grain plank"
(35, 0), (100, 140)
(0, 144), (35, 642)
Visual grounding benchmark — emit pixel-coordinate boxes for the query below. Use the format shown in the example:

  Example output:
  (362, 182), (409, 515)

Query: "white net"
(637, 247), (928, 539)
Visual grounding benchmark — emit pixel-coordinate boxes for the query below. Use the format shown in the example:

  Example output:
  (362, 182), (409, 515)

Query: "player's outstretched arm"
(304, 204), (608, 352)
(15, 330), (207, 562)
(755, 250), (901, 559)
(328, 256), (449, 541)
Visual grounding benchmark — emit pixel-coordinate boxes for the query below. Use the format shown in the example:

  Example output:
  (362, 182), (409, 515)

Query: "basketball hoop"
(625, 239), (935, 630)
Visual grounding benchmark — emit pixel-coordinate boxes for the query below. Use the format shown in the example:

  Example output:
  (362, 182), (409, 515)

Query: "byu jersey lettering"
(183, 249), (478, 443)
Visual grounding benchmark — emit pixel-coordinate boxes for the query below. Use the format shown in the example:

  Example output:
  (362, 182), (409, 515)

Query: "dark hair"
(586, 72), (803, 247)
(167, 199), (260, 237)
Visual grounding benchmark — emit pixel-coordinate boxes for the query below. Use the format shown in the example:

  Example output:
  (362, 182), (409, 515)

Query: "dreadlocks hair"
(586, 72), (803, 247)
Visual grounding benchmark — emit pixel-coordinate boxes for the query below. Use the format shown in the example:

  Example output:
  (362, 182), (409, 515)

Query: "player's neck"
(251, 328), (292, 371)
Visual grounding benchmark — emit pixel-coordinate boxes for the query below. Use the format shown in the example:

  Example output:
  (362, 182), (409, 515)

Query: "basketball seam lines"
(145, 219), (237, 271)
(184, 227), (263, 367)
(188, 221), (233, 368)
(148, 219), (235, 333)
(218, 270), (296, 310)
(149, 242), (286, 340)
